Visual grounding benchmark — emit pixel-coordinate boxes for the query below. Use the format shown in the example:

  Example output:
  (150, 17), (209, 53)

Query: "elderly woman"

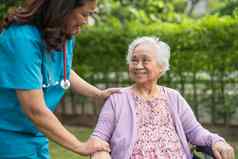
(90, 37), (234, 159)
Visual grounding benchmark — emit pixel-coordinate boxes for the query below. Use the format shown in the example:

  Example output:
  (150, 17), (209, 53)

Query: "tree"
(96, 0), (188, 24)
(186, 0), (201, 16)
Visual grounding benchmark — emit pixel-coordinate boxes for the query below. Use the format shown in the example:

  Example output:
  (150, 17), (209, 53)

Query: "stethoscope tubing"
(60, 42), (70, 90)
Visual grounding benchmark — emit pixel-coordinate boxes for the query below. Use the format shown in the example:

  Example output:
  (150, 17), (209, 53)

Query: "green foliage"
(211, 0), (238, 17)
(96, 0), (238, 24)
(0, 0), (23, 19)
(96, 0), (189, 24)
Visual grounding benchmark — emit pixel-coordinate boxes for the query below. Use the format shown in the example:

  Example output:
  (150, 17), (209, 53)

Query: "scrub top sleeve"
(0, 36), (43, 89)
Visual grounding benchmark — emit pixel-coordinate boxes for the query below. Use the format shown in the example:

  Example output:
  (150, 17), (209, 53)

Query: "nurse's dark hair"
(0, 0), (95, 51)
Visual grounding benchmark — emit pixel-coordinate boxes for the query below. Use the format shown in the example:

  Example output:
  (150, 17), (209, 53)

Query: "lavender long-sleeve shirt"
(92, 86), (224, 159)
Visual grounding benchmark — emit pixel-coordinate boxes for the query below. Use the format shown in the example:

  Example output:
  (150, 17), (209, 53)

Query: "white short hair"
(126, 36), (170, 75)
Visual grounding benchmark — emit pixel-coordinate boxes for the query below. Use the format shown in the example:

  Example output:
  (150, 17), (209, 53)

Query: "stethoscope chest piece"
(60, 79), (70, 90)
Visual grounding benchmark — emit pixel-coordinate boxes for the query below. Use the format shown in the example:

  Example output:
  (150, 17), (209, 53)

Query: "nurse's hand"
(76, 137), (110, 156)
(212, 141), (235, 159)
(98, 88), (121, 100)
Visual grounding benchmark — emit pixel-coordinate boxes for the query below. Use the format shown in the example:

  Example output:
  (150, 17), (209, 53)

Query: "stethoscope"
(60, 42), (70, 90)
(42, 42), (70, 90)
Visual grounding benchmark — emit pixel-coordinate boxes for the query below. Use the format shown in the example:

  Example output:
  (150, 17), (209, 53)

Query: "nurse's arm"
(70, 69), (101, 98)
(16, 89), (110, 155)
(70, 69), (120, 100)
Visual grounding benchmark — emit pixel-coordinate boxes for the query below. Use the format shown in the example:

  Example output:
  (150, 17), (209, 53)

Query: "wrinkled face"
(128, 43), (162, 84)
(64, 0), (96, 36)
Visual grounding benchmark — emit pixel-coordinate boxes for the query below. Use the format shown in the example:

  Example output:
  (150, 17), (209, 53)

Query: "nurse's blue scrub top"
(0, 24), (74, 158)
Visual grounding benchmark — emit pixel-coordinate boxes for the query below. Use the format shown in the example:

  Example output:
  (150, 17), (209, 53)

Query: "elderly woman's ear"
(157, 64), (166, 77)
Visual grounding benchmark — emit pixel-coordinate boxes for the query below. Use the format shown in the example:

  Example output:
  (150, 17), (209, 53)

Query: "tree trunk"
(186, 0), (200, 16)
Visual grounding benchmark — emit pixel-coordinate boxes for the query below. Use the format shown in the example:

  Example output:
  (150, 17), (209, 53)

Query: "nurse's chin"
(71, 28), (81, 36)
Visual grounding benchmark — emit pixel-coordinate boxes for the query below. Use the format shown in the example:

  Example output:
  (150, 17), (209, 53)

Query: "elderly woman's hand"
(98, 88), (121, 100)
(212, 141), (235, 159)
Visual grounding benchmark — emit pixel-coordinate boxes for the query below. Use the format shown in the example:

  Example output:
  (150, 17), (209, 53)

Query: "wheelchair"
(192, 145), (215, 159)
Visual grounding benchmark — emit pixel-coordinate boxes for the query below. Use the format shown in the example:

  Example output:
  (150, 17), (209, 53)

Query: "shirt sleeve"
(91, 96), (116, 142)
(0, 30), (43, 89)
(177, 93), (225, 146)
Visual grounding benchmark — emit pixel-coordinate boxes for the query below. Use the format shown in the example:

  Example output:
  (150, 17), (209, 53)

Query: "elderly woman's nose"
(135, 61), (144, 68)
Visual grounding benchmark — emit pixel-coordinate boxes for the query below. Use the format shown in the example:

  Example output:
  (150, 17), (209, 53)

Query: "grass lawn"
(49, 126), (238, 159)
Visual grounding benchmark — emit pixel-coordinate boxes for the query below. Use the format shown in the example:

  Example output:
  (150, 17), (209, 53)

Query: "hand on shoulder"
(98, 88), (122, 100)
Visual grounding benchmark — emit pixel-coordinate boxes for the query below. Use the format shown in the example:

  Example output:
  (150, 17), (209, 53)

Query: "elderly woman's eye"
(143, 59), (151, 63)
(131, 59), (138, 64)
(131, 58), (136, 61)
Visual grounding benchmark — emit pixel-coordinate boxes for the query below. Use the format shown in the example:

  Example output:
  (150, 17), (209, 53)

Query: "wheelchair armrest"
(195, 145), (215, 158)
